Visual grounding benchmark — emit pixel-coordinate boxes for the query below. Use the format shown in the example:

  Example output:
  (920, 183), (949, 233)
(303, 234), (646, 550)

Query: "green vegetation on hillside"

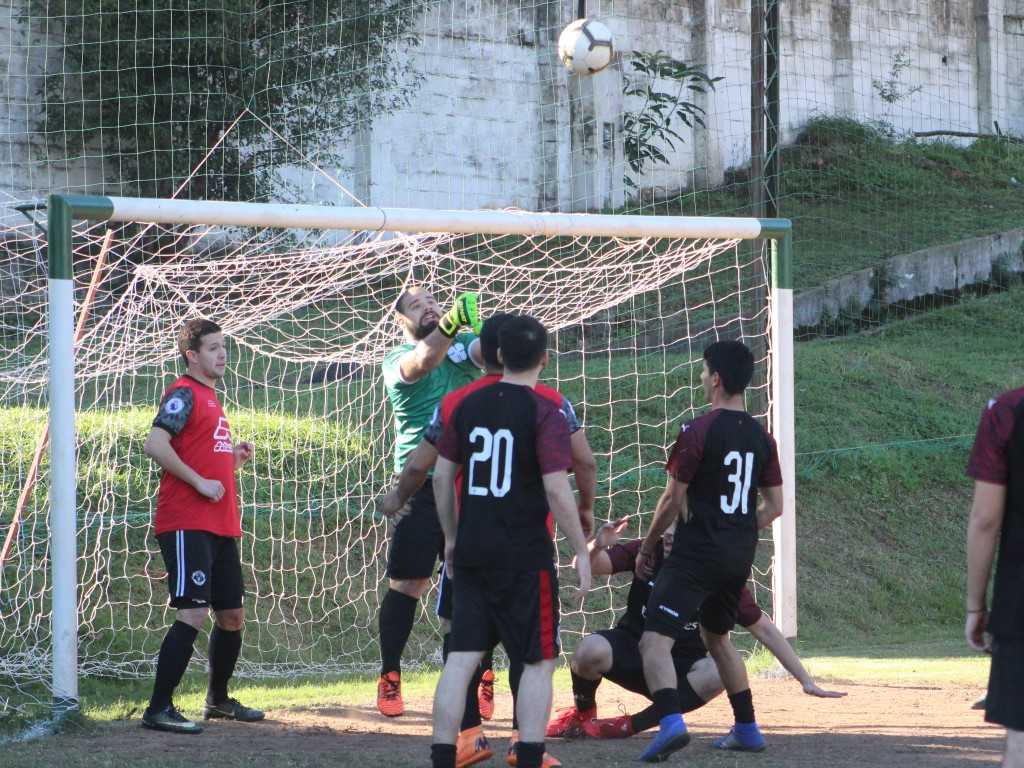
(793, 286), (1024, 646)
(630, 117), (1024, 290)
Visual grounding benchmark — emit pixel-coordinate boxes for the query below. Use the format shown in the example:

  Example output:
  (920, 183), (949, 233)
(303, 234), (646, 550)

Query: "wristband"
(966, 607), (987, 614)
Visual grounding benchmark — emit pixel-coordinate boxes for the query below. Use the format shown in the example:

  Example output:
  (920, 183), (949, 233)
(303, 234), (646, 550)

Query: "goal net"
(0, 199), (793, 718)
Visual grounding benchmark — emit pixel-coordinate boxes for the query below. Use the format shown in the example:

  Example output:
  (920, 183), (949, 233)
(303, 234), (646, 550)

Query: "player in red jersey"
(140, 319), (262, 734)
(546, 519), (843, 741)
(966, 386), (1024, 767)
(376, 312), (595, 768)
(635, 340), (784, 761)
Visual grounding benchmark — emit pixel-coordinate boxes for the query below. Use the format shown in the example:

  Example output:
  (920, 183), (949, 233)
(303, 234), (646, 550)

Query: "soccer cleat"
(545, 705), (596, 738)
(478, 669), (496, 721)
(506, 730), (562, 767)
(203, 697), (265, 722)
(580, 713), (634, 739)
(377, 671), (404, 717)
(639, 718), (690, 763)
(971, 695), (987, 710)
(712, 725), (766, 752)
(141, 703), (203, 734)
(456, 725), (493, 768)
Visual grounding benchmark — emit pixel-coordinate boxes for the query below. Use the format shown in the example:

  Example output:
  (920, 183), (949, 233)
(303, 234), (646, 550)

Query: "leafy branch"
(622, 51), (721, 189)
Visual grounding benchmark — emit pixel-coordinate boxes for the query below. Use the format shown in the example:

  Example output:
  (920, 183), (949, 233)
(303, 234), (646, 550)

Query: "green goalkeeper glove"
(438, 292), (482, 337)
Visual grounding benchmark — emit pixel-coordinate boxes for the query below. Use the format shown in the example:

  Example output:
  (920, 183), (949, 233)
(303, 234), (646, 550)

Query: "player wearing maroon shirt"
(430, 316), (591, 768)
(635, 340), (784, 761)
(547, 520), (843, 741)
(140, 319), (262, 734)
(966, 386), (1024, 767)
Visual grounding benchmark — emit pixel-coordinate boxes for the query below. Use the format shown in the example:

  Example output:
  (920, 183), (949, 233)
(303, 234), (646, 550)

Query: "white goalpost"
(2, 194), (794, 715)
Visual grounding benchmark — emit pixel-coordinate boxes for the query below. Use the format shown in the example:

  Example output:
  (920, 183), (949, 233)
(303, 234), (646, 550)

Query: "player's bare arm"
(965, 480), (1007, 651)
(544, 470), (591, 595)
(747, 615), (846, 698)
(143, 426), (224, 502)
(398, 292), (483, 383)
(433, 455), (460, 572)
(378, 439), (438, 519)
(579, 517), (630, 576)
(756, 484), (784, 530)
(636, 477), (686, 578)
(570, 430), (597, 537)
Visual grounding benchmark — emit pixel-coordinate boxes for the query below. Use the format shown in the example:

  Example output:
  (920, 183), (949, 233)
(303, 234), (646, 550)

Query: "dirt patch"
(5, 679), (1004, 767)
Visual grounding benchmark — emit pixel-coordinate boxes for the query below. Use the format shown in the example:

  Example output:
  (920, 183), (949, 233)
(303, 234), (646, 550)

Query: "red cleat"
(545, 706), (596, 739)
(478, 669), (495, 721)
(581, 713), (635, 739)
(376, 671), (404, 717)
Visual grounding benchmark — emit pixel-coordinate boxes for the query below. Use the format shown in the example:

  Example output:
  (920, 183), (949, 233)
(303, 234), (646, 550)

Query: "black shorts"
(449, 566), (560, 664)
(436, 561), (453, 621)
(596, 628), (706, 700)
(156, 530), (244, 610)
(644, 554), (747, 639)
(986, 636), (1024, 731)
(386, 483), (444, 580)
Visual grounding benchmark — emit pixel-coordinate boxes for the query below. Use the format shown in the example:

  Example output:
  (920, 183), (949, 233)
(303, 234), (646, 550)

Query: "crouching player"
(547, 519), (845, 740)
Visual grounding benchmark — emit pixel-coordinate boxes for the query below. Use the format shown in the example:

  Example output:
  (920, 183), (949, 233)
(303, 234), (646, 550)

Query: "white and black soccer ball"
(558, 18), (614, 75)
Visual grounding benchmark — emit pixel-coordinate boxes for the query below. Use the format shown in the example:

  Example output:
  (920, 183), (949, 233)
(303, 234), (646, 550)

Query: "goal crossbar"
(42, 193), (795, 713)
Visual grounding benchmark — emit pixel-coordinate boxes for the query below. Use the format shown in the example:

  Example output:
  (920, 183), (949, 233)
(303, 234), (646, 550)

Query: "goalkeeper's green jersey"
(381, 333), (480, 474)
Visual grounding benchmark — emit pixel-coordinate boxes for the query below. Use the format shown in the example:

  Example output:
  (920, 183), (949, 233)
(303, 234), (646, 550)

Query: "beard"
(413, 317), (438, 340)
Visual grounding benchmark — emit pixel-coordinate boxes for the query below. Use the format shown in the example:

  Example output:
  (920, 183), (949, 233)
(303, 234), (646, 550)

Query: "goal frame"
(45, 192), (796, 712)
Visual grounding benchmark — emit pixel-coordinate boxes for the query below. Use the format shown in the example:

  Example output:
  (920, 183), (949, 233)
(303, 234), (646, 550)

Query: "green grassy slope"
(628, 118), (1024, 290)
(793, 286), (1024, 646)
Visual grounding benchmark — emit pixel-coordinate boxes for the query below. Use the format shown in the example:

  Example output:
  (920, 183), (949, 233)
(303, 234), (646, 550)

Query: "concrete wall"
(794, 228), (1024, 330)
(0, 0), (1020, 212)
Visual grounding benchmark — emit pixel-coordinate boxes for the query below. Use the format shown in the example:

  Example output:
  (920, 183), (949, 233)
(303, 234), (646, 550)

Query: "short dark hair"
(178, 319), (222, 364)
(498, 315), (548, 373)
(479, 312), (515, 369)
(394, 286), (429, 317)
(703, 340), (754, 395)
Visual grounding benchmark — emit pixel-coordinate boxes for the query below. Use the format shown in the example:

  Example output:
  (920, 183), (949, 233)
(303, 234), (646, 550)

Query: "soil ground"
(3, 677), (1003, 767)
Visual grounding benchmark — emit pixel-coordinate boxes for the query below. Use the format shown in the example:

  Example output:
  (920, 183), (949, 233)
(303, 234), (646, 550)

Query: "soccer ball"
(558, 18), (614, 75)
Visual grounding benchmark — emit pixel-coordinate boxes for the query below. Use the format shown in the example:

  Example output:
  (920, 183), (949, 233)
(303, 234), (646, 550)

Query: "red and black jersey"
(436, 382), (573, 570)
(665, 409), (782, 568)
(606, 538), (763, 656)
(152, 375), (240, 538)
(967, 387), (1024, 638)
(424, 373), (581, 445)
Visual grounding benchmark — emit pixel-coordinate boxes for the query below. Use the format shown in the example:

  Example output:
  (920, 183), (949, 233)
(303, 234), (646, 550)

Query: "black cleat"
(203, 697), (265, 722)
(141, 704), (203, 734)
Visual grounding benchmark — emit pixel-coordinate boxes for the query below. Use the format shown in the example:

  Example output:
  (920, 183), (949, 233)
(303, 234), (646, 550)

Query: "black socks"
(149, 620), (199, 712)
(379, 589), (418, 674)
(207, 625), (242, 705)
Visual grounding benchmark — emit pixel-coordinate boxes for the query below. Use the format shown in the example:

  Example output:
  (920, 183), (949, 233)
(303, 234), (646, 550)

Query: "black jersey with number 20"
(666, 408), (782, 570)
(435, 382), (573, 571)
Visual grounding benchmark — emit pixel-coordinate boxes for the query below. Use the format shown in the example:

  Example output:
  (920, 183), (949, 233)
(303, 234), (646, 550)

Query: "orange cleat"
(506, 730), (562, 768)
(376, 671), (404, 717)
(545, 706), (595, 738)
(457, 725), (493, 768)
(478, 669), (496, 721)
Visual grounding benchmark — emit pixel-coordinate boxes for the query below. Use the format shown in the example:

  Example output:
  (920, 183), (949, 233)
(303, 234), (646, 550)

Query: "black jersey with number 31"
(666, 408), (783, 568)
(435, 382), (573, 571)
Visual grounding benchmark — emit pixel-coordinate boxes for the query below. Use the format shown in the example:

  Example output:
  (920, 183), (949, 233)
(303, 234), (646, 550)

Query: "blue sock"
(659, 713), (685, 731)
(735, 721), (760, 735)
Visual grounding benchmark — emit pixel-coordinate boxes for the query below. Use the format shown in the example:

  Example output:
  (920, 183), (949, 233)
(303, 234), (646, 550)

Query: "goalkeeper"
(377, 287), (484, 718)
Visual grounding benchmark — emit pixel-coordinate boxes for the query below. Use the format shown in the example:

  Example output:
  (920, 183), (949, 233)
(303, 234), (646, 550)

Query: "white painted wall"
(0, 0), (1019, 212)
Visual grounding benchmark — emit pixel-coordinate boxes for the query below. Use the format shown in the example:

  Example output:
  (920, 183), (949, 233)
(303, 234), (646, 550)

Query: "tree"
(622, 51), (721, 189)
(31, 0), (425, 201)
